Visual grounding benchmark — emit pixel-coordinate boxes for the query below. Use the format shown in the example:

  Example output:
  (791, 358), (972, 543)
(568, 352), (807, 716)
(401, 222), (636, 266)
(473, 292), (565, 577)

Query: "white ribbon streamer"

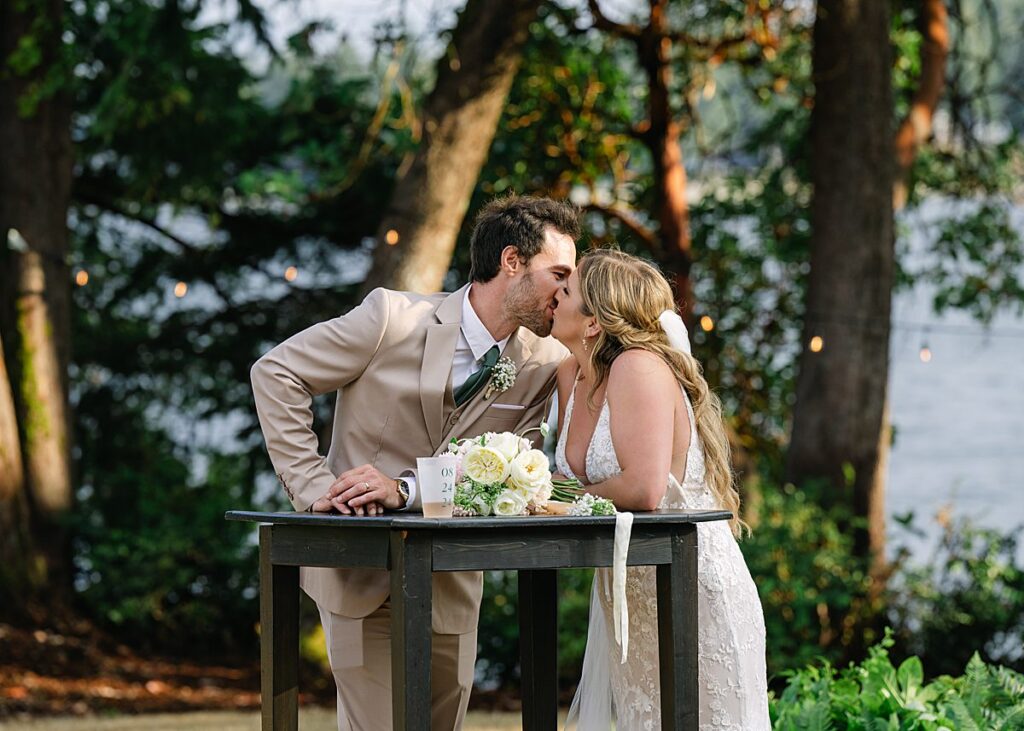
(612, 510), (634, 663)
(658, 310), (692, 354)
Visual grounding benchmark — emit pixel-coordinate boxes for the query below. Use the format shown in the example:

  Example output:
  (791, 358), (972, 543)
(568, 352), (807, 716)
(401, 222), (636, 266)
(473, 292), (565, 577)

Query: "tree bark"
(0, 0), (74, 594)
(893, 0), (949, 209)
(0, 326), (35, 611)
(638, 0), (695, 324)
(786, 0), (895, 578)
(361, 0), (542, 295)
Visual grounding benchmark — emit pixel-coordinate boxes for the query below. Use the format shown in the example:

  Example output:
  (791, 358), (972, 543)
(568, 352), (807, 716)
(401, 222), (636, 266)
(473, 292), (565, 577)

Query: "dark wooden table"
(226, 509), (732, 731)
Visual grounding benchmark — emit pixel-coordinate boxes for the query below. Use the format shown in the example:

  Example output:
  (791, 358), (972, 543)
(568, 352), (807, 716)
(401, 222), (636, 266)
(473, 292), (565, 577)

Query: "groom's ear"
(499, 245), (522, 276)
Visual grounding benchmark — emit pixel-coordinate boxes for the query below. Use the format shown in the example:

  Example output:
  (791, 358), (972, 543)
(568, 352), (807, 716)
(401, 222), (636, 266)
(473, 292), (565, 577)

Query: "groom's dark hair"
(468, 195), (581, 283)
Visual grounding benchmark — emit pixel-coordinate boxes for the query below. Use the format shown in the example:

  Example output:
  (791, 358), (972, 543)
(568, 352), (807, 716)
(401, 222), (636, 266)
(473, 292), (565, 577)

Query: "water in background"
(886, 203), (1024, 560)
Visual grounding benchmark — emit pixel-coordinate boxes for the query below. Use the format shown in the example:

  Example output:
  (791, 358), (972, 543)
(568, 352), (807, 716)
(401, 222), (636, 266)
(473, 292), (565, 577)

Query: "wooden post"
(656, 525), (699, 731)
(518, 569), (558, 730)
(259, 525), (299, 731)
(390, 530), (433, 731)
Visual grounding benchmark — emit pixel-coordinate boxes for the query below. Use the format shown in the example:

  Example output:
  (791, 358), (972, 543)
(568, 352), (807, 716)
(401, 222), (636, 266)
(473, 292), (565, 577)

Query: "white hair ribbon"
(658, 310), (692, 354)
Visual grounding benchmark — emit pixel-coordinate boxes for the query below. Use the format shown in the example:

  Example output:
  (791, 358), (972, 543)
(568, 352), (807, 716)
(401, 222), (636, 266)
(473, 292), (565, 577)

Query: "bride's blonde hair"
(577, 249), (746, 537)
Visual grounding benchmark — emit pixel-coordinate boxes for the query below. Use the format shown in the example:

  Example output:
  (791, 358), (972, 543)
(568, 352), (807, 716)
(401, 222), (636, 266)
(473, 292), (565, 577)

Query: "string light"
(385, 229), (400, 246)
(700, 315), (714, 332)
(174, 281), (188, 298)
(75, 270), (89, 287)
(809, 335), (824, 353)
(919, 345), (932, 363)
(284, 266), (298, 282)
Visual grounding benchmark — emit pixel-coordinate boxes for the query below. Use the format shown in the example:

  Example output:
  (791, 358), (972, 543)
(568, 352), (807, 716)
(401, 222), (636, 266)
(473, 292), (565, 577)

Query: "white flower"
(462, 445), (510, 484)
(484, 357), (517, 398)
(535, 478), (553, 503)
(493, 489), (528, 516)
(485, 431), (522, 461)
(508, 449), (551, 497)
(471, 494), (493, 516)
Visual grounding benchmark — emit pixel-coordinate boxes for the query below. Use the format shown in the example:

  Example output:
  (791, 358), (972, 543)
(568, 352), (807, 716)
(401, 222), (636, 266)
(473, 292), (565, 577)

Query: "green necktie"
(454, 345), (500, 407)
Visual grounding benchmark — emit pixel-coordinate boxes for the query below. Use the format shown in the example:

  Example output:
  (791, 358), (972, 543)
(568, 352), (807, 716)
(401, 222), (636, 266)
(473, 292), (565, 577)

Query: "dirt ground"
(0, 619), (542, 729)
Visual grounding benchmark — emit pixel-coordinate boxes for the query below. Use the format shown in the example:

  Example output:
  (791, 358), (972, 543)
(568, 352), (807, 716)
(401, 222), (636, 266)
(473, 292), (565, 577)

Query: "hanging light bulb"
(174, 281), (188, 298)
(809, 335), (824, 353)
(284, 266), (298, 282)
(919, 328), (932, 362)
(75, 270), (89, 287)
(385, 229), (400, 245)
(700, 315), (714, 332)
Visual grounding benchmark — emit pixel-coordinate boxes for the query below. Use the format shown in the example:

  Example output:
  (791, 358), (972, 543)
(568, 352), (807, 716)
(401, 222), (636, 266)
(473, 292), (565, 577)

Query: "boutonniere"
(484, 356), (517, 398)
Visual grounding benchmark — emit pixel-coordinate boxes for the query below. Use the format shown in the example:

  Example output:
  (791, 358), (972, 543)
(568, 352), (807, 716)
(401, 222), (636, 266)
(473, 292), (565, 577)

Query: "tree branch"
(587, 0), (643, 40)
(893, 0), (949, 209)
(584, 202), (658, 252)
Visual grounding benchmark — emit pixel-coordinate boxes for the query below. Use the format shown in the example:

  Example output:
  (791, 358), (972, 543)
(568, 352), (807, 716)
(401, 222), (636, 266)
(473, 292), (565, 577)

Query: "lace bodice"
(555, 383), (719, 512)
(557, 382), (770, 731)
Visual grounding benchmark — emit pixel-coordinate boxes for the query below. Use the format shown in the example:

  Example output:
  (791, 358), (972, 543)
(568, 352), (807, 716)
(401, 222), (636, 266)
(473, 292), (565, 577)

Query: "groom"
(250, 195), (579, 731)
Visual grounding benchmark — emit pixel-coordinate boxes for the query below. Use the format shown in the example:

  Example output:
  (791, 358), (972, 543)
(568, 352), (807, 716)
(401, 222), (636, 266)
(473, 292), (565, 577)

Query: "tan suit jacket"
(251, 284), (566, 634)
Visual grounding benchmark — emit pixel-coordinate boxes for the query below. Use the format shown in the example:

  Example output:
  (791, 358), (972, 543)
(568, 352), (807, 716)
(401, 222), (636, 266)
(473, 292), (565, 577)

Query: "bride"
(550, 248), (770, 730)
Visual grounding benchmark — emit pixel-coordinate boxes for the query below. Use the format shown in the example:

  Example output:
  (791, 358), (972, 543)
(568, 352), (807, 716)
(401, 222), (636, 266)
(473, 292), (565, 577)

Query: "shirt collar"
(462, 285), (510, 361)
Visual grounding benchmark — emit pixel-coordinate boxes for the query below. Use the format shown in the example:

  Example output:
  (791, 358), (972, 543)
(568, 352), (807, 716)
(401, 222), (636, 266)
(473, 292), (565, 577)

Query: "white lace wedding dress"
(556, 386), (770, 731)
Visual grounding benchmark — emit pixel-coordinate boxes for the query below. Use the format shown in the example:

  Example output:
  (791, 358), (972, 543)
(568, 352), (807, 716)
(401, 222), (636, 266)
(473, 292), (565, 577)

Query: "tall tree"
(362, 0), (543, 294)
(0, 0), (74, 597)
(786, 0), (895, 576)
(568, 0), (782, 324)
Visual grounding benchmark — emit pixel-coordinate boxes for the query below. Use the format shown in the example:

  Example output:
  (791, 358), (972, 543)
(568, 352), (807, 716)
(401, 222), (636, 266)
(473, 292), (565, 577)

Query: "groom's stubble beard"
(504, 271), (553, 337)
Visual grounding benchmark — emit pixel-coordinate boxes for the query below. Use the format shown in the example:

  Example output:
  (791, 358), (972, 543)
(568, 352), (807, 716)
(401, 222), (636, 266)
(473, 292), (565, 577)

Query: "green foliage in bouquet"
(771, 630), (1024, 730)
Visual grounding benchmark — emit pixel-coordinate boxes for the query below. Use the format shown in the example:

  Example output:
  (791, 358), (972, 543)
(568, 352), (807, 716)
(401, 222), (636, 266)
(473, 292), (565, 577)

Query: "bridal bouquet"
(448, 426), (616, 517)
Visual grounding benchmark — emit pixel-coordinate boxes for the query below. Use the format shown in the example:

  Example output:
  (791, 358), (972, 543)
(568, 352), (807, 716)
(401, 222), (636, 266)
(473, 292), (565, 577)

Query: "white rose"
(534, 478), (553, 503)
(462, 445), (510, 484)
(508, 449), (551, 495)
(486, 431), (522, 461)
(471, 494), (493, 516)
(493, 489), (528, 517)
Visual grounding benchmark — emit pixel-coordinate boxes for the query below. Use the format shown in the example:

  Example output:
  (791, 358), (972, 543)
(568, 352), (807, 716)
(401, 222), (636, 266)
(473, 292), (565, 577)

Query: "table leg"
(260, 525), (299, 731)
(518, 569), (558, 731)
(656, 525), (699, 731)
(390, 531), (433, 731)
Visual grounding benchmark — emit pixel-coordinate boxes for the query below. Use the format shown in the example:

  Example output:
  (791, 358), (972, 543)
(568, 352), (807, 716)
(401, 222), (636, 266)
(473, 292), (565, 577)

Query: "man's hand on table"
(310, 464), (406, 516)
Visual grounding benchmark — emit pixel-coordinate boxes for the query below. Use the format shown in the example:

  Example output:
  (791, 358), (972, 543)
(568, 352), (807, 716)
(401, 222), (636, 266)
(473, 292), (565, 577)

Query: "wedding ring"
(361, 482), (370, 493)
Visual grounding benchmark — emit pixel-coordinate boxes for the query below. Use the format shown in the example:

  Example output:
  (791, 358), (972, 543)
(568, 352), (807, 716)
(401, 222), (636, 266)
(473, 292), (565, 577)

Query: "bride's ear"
(584, 320), (601, 339)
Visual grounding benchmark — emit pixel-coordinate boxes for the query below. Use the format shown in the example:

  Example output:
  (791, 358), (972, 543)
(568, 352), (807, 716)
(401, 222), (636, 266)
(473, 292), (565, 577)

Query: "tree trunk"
(786, 0), (895, 579)
(638, 1), (695, 324)
(0, 328), (36, 612)
(361, 0), (542, 295)
(0, 0), (74, 594)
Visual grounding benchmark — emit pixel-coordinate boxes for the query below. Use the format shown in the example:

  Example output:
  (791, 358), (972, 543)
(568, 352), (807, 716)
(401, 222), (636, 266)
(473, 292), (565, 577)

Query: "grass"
(0, 708), (545, 730)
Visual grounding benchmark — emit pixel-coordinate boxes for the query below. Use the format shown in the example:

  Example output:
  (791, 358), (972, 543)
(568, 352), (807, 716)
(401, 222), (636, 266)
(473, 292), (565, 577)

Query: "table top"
(225, 508), (733, 530)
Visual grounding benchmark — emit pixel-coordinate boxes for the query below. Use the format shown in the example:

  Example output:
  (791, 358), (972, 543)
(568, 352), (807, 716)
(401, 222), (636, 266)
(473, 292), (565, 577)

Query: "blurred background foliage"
(0, 0), (1022, 708)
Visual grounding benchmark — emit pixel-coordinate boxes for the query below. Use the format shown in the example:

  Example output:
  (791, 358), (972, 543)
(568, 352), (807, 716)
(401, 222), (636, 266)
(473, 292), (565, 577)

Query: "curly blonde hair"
(577, 249), (746, 537)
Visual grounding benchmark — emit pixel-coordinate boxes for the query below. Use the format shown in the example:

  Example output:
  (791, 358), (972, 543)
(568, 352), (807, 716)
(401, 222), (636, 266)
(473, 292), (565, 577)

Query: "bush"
(771, 631), (1024, 729)
(74, 409), (261, 655)
(741, 481), (878, 679)
(888, 516), (1024, 676)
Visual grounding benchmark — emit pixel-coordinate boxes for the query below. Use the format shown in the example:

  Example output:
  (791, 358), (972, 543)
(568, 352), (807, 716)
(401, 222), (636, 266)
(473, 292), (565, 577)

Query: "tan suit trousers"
(318, 602), (477, 731)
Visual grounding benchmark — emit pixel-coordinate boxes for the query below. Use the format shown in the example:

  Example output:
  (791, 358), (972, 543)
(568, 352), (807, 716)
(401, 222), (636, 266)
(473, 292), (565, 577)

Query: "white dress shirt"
(399, 285), (509, 509)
